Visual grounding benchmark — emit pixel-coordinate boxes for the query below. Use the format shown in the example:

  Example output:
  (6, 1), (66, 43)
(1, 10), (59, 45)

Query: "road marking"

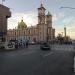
(43, 52), (53, 57)
(22, 51), (37, 55)
(6, 50), (37, 57)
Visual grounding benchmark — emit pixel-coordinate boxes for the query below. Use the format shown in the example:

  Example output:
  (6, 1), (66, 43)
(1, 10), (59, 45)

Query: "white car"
(29, 41), (35, 45)
(5, 42), (15, 50)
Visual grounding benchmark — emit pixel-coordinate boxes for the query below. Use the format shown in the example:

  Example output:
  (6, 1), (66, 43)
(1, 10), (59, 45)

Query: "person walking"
(26, 40), (29, 48)
(26, 41), (28, 48)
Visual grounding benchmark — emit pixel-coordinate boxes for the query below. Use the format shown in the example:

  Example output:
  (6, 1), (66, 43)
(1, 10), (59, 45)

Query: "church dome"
(47, 11), (52, 16)
(18, 19), (27, 29)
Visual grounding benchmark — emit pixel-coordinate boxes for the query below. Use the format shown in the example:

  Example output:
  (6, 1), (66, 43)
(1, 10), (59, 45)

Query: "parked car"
(0, 42), (5, 49)
(40, 42), (50, 50)
(29, 41), (35, 45)
(5, 42), (15, 50)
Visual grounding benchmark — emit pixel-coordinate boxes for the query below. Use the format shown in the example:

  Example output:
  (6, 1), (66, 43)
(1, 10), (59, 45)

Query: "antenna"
(22, 17), (23, 20)
(21, 17), (24, 21)
(40, 0), (46, 7)
(41, 0), (45, 5)
(41, 0), (43, 4)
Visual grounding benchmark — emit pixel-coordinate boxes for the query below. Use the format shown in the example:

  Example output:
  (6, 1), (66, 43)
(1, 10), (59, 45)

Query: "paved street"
(0, 45), (74, 75)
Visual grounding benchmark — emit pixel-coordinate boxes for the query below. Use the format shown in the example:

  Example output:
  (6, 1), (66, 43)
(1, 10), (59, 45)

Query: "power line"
(60, 7), (75, 9)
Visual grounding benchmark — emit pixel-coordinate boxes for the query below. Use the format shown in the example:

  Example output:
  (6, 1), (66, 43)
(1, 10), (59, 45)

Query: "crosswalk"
(6, 49), (37, 57)
(43, 52), (53, 58)
(4, 45), (39, 56)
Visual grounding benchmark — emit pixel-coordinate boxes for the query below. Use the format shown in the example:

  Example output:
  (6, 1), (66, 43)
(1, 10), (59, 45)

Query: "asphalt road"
(0, 45), (74, 75)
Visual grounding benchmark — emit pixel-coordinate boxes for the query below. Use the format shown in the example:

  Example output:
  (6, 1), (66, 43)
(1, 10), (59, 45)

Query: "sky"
(0, 0), (75, 39)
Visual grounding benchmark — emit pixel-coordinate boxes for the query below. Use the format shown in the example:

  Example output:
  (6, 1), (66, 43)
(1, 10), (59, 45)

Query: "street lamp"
(46, 24), (48, 42)
(61, 32), (63, 37)
(13, 28), (14, 40)
(15, 27), (16, 40)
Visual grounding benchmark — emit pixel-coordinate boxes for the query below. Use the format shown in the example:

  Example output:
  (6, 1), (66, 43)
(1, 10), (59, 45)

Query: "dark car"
(40, 42), (50, 50)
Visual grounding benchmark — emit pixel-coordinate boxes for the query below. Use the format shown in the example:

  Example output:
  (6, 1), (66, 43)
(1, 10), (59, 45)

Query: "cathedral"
(7, 3), (55, 43)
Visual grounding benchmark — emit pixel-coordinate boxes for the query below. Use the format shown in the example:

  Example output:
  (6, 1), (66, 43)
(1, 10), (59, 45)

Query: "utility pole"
(64, 27), (66, 38)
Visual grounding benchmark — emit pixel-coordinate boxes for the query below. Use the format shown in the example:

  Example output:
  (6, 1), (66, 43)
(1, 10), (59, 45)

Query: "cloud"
(52, 12), (75, 39)
(8, 12), (38, 29)
(8, 12), (65, 29)
(62, 17), (74, 25)
(53, 14), (58, 22)
(55, 23), (75, 39)
(8, 12), (75, 39)
(58, 12), (65, 19)
(53, 12), (65, 22)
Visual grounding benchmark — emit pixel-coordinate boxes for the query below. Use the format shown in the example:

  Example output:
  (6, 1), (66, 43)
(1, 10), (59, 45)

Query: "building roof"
(38, 3), (46, 10)
(0, 4), (9, 10)
(18, 19), (27, 29)
(47, 11), (52, 16)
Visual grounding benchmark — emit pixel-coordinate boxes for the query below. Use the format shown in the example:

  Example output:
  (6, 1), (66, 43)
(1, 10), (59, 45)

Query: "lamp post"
(61, 32), (63, 37)
(46, 24), (48, 42)
(24, 29), (25, 41)
(15, 27), (16, 40)
(13, 28), (14, 40)
(26, 28), (27, 41)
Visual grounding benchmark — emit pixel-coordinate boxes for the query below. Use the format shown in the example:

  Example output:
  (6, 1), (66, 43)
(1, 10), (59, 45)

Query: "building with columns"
(0, 4), (11, 42)
(7, 3), (55, 43)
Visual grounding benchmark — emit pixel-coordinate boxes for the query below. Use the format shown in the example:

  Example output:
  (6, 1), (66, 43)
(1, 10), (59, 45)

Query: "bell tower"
(38, 3), (46, 24)
(46, 11), (52, 27)
(37, 1), (47, 42)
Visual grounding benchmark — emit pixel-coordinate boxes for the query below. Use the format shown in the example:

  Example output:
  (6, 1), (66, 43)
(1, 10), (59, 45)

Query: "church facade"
(7, 4), (55, 43)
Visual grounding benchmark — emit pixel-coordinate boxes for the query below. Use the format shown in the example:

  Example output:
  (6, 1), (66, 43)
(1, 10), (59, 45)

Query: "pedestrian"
(26, 41), (28, 48)
(24, 42), (25, 48)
